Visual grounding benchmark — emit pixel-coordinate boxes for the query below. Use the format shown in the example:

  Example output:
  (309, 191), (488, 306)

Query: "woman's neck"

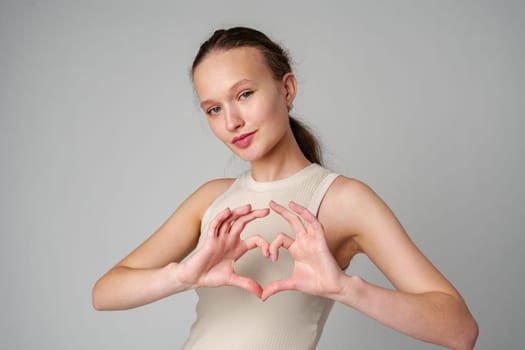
(249, 129), (312, 182)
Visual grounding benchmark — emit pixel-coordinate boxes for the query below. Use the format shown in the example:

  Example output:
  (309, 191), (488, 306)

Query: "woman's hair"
(192, 26), (322, 165)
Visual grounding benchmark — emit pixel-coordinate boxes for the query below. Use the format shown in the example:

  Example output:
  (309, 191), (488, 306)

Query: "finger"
(219, 204), (253, 236)
(242, 234), (270, 258)
(269, 200), (306, 236)
(208, 208), (232, 239)
(261, 278), (296, 301)
(269, 232), (294, 262)
(229, 204), (253, 218)
(229, 208), (270, 237)
(223, 204), (252, 237)
(217, 217), (233, 237)
(228, 274), (263, 298)
(288, 201), (323, 232)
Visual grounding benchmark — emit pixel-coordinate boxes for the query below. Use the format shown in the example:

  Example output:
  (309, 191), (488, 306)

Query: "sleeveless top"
(182, 164), (339, 350)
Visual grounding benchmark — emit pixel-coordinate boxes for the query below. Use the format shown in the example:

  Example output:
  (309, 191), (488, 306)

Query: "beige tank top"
(182, 164), (339, 350)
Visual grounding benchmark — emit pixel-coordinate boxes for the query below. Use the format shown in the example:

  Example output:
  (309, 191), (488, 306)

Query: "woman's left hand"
(261, 200), (346, 301)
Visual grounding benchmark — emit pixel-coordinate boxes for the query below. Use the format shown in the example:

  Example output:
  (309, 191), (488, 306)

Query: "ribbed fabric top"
(182, 164), (339, 350)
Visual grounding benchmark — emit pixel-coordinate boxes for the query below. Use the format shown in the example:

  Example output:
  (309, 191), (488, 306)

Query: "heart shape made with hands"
(202, 200), (341, 301)
(232, 232), (297, 301)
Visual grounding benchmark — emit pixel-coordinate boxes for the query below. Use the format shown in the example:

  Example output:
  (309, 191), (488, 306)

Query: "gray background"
(1, 0), (523, 349)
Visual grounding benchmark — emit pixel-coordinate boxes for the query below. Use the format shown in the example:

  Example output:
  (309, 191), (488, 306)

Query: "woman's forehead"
(193, 47), (272, 95)
(193, 47), (271, 80)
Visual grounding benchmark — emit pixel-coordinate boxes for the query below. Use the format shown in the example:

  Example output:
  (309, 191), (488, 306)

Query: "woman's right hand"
(177, 204), (270, 297)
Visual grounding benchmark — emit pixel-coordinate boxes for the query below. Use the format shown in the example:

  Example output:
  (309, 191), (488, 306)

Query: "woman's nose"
(225, 107), (244, 131)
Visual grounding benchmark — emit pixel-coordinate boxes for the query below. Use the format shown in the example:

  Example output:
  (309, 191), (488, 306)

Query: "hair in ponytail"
(192, 26), (323, 165)
(289, 117), (322, 165)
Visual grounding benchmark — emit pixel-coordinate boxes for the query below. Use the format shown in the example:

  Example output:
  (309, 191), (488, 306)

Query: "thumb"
(228, 273), (264, 298)
(261, 278), (296, 301)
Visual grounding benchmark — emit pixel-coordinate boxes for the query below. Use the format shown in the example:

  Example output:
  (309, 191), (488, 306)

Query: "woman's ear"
(281, 73), (297, 110)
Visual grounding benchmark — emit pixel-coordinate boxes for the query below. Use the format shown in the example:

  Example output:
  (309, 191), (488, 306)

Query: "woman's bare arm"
(92, 178), (244, 310)
(263, 177), (478, 349)
(329, 178), (478, 349)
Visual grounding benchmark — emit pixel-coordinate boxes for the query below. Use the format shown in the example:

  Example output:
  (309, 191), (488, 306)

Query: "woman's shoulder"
(197, 177), (237, 196)
(321, 174), (388, 235)
(159, 178), (237, 241)
(326, 175), (379, 204)
(189, 178), (237, 215)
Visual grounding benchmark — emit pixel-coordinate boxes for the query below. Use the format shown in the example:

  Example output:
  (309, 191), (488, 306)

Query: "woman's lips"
(232, 130), (257, 148)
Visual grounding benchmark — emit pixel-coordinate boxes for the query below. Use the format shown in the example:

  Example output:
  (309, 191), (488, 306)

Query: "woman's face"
(193, 47), (296, 162)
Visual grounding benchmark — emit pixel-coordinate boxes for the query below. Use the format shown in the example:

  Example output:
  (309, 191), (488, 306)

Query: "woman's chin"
(236, 154), (258, 163)
(229, 148), (260, 163)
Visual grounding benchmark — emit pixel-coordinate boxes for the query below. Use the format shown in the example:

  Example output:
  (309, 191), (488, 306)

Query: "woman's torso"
(182, 163), (354, 350)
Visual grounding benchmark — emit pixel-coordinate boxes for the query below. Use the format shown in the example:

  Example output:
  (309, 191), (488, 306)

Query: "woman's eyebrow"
(228, 78), (254, 92)
(199, 79), (254, 109)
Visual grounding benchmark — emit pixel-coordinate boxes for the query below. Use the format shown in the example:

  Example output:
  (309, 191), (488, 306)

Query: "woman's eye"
(239, 91), (253, 100)
(207, 106), (221, 115)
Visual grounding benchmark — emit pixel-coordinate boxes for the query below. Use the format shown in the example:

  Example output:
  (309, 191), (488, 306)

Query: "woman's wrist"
(325, 273), (364, 307)
(164, 262), (196, 293)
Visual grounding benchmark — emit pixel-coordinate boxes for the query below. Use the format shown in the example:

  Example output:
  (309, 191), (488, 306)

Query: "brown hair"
(191, 27), (322, 165)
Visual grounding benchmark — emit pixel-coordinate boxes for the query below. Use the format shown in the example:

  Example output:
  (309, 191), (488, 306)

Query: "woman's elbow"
(452, 315), (479, 350)
(91, 279), (109, 311)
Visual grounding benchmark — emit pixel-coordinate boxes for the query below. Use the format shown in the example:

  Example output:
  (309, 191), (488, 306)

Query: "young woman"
(92, 27), (478, 349)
